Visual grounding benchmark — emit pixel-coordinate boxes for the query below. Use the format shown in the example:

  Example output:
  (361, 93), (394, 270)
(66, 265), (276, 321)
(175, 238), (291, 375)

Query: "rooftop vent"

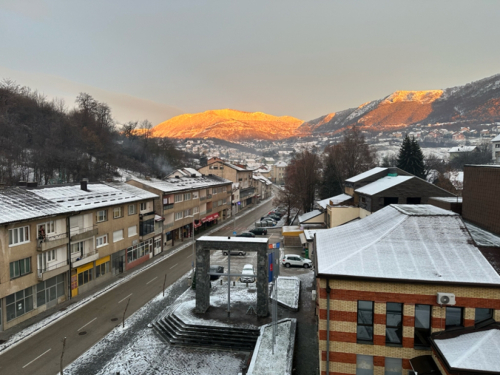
(80, 178), (89, 191)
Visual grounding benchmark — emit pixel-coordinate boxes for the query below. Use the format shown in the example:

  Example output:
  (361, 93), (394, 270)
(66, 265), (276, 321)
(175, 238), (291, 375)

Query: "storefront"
(125, 238), (153, 270)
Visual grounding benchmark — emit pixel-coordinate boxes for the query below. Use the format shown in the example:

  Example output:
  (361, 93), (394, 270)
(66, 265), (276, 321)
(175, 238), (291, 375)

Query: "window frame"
(128, 204), (136, 215)
(175, 211), (183, 221)
(386, 302), (403, 346)
(140, 202), (147, 211)
(8, 226), (30, 247)
(6, 287), (33, 322)
(113, 229), (124, 243)
(174, 194), (183, 203)
(183, 192), (191, 201)
(96, 235), (108, 248)
(414, 304), (432, 349)
(475, 308), (494, 325)
(10, 257), (32, 279)
(445, 306), (464, 330)
(357, 300), (374, 344)
(113, 206), (123, 219)
(96, 210), (108, 223)
(128, 225), (138, 237)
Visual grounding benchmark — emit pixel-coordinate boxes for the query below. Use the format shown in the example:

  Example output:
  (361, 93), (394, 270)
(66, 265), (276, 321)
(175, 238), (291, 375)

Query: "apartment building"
(252, 174), (272, 201)
(127, 174), (232, 250)
(271, 161), (287, 185)
(0, 181), (157, 330)
(198, 161), (255, 211)
(492, 134), (500, 163)
(314, 204), (500, 375)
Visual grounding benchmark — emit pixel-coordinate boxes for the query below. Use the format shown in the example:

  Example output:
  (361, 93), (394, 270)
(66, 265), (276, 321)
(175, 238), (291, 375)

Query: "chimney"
(80, 178), (88, 191)
(27, 182), (38, 188)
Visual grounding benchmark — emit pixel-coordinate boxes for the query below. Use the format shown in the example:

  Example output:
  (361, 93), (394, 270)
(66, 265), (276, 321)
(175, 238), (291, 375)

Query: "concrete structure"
(194, 236), (269, 317)
(314, 204), (500, 375)
(492, 134), (500, 163)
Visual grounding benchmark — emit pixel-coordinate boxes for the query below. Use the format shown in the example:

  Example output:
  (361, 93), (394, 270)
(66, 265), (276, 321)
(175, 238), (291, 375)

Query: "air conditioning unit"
(437, 292), (456, 305)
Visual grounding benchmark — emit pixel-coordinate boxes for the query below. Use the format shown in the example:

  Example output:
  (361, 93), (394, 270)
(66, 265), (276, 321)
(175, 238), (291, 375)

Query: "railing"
(200, 210), (207, 215)
(200, 196), (206, 201)
(206, 194), (212, 199)
(73, 249), (98, 262)
(164, 222), (174, 228)
(163, 203), (174, 210)
(38, 260), (68, 276)
(206, 208), (212, 213)
(38, 232), (67, 242)
(70, 224), (97, 237)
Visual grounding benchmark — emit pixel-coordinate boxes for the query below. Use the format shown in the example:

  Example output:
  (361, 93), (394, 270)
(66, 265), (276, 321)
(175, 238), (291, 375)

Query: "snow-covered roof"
(345, 167), (387, 183)
(275, 161), (287, 168)
(317, 193), (352, 209)
(449, 146), (479, 153)
(298, 210), (323, 224)
(223, 162), (246, 171)
(465, 222), (500, 248)
(130, 175), (232, 193)
(430, 197), (463, 203)
(492, 134), (500, 142)
(304, 229), (320, 241)
(355, 176), (413, 196)
(31, 182), (158, 210)
(197, 236), (268, 244)
(434, 328), (500, 372)
(253, 175), (272, 185)
(315, 204), (500, 285)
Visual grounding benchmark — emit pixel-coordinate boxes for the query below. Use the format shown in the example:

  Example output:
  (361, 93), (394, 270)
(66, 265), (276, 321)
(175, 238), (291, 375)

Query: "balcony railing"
(37, 232), (69, 251)
(164, 222), (174, 228)
(200, 210), (206, 215)
(200, 196), (206, 201)
(206, 194), (212, 199)
(163, 203), (174, 210)
(70, 224), (98, 240)
(38, 260), (68, 275)
(74, 249), (98, 262)
(206, 208), (212, 213)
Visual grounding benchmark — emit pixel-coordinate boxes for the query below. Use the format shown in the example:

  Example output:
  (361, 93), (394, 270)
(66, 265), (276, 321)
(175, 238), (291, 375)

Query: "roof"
(304, 229), (320, 241)
(430, 197), (463, 203)
(315, 204), (500, 285)
(492, 134), (500, 142)
(317, 193), (352, 209)
(345, 167), (387, 183)
(275, 161), (287, 167)
(130, 175), (232, 193)
(197, 236), (268, 244)
(31, 182), (158, 211)
(449, 146), (479, 153)
(355, 176), (413, 196)
(465, 222), (500, 247)
(298, 209), (323, 224)
(434, 327), (500, 372)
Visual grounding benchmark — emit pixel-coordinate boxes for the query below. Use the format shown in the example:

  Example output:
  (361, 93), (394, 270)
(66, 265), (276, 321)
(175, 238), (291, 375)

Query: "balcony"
(163, 203), (174, 211)
(240, 187), (256, 199)
(140, 212), (155, 221)
(206, 208), (212, 214)
(38, 260), (70, 281)
(70, 225), (98, 242)
(37, 232), (69, 252)
(72, 250), (99, 268)
(200, 196), (206, 201)
(164, 222), (174, 229)
(206, 194), (212, 199)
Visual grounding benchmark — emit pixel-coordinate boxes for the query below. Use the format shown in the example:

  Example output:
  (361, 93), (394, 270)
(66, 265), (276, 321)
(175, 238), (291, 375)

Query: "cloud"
(0, 65), (184, 126)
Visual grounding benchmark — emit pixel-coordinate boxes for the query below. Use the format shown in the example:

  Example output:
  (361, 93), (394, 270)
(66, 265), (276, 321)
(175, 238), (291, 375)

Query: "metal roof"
(130, 175), (232, 193)
(355, 176), (413, 196)
(345, 167), (387, 183)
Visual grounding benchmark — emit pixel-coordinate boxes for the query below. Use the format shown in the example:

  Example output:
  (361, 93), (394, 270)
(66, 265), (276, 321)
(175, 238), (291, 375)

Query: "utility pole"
(60, 337), (66, 375)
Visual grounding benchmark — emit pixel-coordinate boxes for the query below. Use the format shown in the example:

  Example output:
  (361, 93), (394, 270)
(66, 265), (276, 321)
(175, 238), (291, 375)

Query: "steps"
(153, 313), (260, 351)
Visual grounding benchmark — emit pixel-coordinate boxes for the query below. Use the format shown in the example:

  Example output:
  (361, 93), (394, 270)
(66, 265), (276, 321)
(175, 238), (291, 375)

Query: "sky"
(1, 1), (500, 126)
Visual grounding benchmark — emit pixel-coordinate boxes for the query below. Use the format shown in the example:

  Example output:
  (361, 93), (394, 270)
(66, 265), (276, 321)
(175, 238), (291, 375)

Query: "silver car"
(240, 264), (255, 283)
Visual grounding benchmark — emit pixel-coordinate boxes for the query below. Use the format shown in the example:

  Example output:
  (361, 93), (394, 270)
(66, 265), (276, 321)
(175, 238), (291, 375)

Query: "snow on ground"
(271, 276), (300, 311)
(247, 319), (296, 375)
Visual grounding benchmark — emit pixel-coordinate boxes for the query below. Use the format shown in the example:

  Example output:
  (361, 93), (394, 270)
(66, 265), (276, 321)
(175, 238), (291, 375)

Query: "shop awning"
(194, 219), (203, 229)
(201, 212), (219, 223)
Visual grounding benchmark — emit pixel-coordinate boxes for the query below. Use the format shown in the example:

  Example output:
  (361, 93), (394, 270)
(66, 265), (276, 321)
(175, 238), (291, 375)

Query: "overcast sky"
(1, 1), (499, 126)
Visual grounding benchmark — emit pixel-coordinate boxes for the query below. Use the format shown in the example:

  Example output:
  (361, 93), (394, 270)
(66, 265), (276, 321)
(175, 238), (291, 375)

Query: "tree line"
(0, 80), (185, 186)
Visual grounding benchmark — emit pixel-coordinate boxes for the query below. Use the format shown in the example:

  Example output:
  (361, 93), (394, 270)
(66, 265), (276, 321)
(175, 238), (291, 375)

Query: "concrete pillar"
(195, 241), (210, 313)
(256, 245), (269, 317)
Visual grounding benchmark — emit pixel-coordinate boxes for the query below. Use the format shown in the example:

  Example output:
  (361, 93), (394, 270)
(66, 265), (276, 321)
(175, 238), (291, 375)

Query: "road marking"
(22, 348), (51, 368)
(169, 263), (178, 269)
(77, 317), (97, 332)
(118, 293), (133, 304)
(146, 276), (158, 285)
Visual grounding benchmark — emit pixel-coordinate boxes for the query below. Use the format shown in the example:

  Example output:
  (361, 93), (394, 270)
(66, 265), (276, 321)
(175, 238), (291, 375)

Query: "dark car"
(265, 214), (281, 221)
(209, 265), (224, 280)
(236, 232), (256, 238)
(249, 228), (267, 235)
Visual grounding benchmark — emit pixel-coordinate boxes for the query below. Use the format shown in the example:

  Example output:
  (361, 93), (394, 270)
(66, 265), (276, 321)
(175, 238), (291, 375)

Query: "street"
(0, 199), (276, 375)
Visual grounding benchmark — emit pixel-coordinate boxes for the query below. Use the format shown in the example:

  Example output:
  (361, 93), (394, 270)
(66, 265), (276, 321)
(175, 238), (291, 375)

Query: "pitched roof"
(316, 193), (352, 209)
(492, 134), (500, 142)
(298, 209), (323, 224)
(434, 327), (500, 372)
(345, 167), (387, 183)
(449, 146), (479, 153)
(315, 204), (500, 285)
(465, 222), (500, 247)
(355, 176), (413, 195)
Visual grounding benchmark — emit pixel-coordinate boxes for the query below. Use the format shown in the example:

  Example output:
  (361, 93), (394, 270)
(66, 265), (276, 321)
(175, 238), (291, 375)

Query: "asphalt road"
(0, 198), (276, 375)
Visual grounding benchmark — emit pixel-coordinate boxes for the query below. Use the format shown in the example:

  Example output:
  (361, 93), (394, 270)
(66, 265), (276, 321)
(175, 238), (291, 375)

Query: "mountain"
(300, 74), (500, 135)
(151, 109), (304, 141)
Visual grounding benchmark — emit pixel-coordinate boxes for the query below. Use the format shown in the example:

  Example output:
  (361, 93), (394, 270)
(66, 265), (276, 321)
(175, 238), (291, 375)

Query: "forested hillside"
(0, 81), (184, 186)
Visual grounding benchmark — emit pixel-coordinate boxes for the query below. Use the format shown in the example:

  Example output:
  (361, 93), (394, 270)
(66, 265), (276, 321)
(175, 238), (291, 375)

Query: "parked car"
(266, 214), (281, 221)
(260, 218), (276, 225)
(240, 264), (255, 283)
(249, 228), (267, 235)
(222, 249), (246, 256)
(209, 265), (224, 280)
(281, 254), (313, 268)
(236, 232), (256, 238)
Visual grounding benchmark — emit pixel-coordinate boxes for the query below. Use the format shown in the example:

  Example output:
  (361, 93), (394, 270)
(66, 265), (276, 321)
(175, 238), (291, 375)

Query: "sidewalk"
(0, 196), (274, 354)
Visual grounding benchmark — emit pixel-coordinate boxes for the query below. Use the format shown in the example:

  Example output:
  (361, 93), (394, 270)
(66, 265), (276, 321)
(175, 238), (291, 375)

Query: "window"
(445, 307), (463, 329)
(47, 249), (56, 262)
(193, 206), (199, 214)
(193, 191), (199, 199)
(175, 211), (183, 221)
(139, 219), (155, 236)
(97, 210), (107, 222)
(212, 188), (217, 194)
(174, 194), (183, 203)
(414, 304), (432, 349)
(37, 275), (65, 307)
(96, 262), (110, 278)
(6, 287), (33, 322)
(8, 226), (30, 246)
(386, 303), (403, 346)
(78, 269), (93, 286)
(475, 308), (493, 324)
(128, 225), (137, 237)
(113, 229), (124, 242)
(127, 239), (152, 262)
(384, 358), (402, 375)
(128, 204), (136, 215)
(96, 235), (108, 248)
(238, 178), (242, 181)
(223, 199), (227, 205)
(183, 192), (191, 201)
(37, 221), (55, 240)
(356, 355), (373, 375)
(71, 241), (84, 254)
(184, 209), (192, 217)
(357, 301), (374, 343)
(113, 206), (123, 219)
(140, 202), (147, 211)
(10, 257), (32, 279)
(218, 200), (222, 206)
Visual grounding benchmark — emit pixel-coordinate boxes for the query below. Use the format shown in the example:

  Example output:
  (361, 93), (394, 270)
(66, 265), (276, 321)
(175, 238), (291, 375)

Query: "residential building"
(492, 134), (500, 163)
(448, 145), (479, 160)
(271, 161), (287, 185)
(252, 174), (272, 202)
(127, 174), (232, 250)
(198, 161), (255, 211)
(314, 204), (500, 375)
(0, 181), (158, 330)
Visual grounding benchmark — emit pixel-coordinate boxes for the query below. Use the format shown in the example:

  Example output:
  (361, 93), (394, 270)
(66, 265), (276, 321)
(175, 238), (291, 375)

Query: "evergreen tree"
(396, 135), (425, 178)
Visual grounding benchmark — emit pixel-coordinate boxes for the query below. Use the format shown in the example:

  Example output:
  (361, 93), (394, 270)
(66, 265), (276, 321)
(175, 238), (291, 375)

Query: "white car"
(282, 254), (312, 268)
(240, 264), (255, 283)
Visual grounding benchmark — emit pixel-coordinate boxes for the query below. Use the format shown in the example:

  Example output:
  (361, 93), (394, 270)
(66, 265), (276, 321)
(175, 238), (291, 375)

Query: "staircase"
(153, 313), (260, 351)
